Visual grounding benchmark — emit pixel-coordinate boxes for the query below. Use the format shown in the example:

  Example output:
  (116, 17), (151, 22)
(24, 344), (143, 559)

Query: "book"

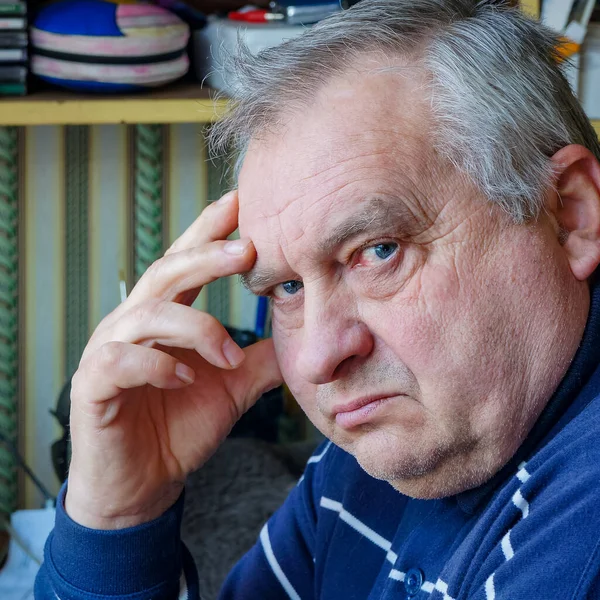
(0, 3), (26, 15)
(0, 47), (26, 61)
(0, 65), (26, 81)
(0, 17), (25, 28)
(0, 31), (27, 46)
(0, 81), (26, 95)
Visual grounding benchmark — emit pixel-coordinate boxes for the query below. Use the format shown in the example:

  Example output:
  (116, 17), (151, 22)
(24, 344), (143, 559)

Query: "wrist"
(64, 478), (184, 530)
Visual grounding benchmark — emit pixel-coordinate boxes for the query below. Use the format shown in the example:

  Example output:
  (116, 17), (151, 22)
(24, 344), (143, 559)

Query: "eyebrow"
(241, 196), (420, 295)
(318, 196), (419, 254)
(240, 267), (280, 296)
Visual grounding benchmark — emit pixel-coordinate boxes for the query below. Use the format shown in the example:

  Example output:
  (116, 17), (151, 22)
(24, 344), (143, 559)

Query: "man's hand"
(65, 191), (282, 530)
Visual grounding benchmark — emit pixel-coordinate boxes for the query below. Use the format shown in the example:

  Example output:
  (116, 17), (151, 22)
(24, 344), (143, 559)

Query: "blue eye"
(282, 280), (303, 295)
(355, 241), (401, 268)
(373, 243), (398, 260)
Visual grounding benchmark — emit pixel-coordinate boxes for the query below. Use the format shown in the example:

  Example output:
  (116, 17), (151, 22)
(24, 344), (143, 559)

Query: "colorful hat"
(31, 0), (190, 92)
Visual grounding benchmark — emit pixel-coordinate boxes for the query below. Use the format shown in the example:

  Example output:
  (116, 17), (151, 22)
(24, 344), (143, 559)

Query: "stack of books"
(0, 0), (27, 96)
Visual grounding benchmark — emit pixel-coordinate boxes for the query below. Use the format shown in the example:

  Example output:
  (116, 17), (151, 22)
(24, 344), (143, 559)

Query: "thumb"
(227, 338), (283, 412)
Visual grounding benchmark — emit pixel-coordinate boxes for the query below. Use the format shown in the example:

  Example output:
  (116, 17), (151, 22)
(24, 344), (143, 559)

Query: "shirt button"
(404, 568), (424, 596)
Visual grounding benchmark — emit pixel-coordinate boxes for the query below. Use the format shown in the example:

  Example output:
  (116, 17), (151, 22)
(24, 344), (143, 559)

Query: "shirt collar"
(456, 272), (600, 515)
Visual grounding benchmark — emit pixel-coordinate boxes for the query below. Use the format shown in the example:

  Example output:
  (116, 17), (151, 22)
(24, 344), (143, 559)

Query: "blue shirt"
(35, 279), (600, 600)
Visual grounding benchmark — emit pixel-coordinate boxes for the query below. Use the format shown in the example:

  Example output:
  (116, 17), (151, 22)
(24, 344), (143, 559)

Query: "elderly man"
(36, 0), (600, 598)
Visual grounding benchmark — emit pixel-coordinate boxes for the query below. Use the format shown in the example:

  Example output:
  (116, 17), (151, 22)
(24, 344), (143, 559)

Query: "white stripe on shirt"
(260, 523), (302, 600)
(306, 442), (332, 465)
(178, 570), (188, 600)
(320, 497), (393, 554)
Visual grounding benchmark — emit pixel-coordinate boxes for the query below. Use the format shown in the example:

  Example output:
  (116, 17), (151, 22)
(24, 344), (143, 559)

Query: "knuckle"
(97, 341), (125, 371)
(144, 252), (173, 282)
(172, 247), (197, 270)
(129, 298), (163, 325)
(175, 249), (210, 285)
(146, 256), (169, 280)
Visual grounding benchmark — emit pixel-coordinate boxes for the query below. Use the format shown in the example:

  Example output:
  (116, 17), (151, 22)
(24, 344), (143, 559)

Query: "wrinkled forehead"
(237, 64), (434, 239)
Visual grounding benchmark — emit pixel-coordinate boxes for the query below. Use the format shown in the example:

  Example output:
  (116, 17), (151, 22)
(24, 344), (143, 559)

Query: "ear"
(548, 144), (600, 281)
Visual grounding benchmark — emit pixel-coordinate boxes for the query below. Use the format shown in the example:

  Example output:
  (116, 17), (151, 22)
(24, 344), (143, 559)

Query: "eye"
(283, 280), (303, 295)
(372, 243), (397, 260)
(355, 242), (400, 267)
(274, 280), (304, 298)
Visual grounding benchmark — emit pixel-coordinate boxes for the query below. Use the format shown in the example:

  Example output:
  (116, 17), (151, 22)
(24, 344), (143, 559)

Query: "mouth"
(332, 394), (400, 430)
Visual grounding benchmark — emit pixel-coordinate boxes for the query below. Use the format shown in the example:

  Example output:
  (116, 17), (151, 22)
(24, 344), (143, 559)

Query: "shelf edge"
(520, 0), (540, 19)
(0, 97), (228, 126)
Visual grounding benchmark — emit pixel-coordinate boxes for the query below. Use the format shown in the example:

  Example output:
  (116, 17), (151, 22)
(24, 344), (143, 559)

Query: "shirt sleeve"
(34, 483), (199, 600)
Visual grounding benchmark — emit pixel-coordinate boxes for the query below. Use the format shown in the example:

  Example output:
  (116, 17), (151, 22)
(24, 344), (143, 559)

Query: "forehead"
(237, 61), (438, 247)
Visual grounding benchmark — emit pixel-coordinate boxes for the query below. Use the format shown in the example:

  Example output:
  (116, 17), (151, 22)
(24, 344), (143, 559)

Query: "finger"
(86, 192), (242, 352)
(114, 301), (245, 369)
(165, 190), (239, 256)
(81, 239), (256, 362)
(225, 338), (284, 414)
(72, 341), (196, 410)
(126, 239), (256, 306)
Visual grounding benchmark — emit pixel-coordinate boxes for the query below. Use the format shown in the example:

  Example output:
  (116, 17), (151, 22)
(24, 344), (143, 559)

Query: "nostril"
(331, 356), (357, 381)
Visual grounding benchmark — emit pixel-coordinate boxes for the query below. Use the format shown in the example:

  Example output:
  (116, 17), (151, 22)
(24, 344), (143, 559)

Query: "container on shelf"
(193, 18), (306, 94)
(31, 0), (190, 93)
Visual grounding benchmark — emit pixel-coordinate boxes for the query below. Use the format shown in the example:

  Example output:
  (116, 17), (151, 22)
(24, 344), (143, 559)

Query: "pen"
(228, 9), (285, 22)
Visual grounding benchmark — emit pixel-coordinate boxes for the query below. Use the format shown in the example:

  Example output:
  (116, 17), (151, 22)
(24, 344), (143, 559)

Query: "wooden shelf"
(0, 83), (228, 126)
(520, 0), (540, 18)
(520, 0), (541, 19)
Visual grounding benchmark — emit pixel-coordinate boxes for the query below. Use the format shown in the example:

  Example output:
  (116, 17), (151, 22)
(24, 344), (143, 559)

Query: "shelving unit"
(0, 83), (227, 125)
(0, 1), (593, 135)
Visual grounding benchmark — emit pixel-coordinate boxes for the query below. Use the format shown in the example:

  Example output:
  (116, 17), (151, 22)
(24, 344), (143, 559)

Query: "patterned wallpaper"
(0, 123), (259, 513)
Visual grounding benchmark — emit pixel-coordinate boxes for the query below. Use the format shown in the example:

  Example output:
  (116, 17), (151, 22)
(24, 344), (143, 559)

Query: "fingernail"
(224, 239), (250, 255)
(176, 363), (195, 384)
(216, 191), (236, 205)
(222, 338), (245, 367)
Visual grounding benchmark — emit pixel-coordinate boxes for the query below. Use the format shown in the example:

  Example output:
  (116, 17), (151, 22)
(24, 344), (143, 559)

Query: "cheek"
(398, 255), (524, 397)
(360, 262), (465, 372)
(272, 319), (318, 410)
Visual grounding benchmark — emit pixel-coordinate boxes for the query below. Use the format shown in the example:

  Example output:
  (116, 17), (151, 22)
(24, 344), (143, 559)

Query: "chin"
(339, 426), (481, 500)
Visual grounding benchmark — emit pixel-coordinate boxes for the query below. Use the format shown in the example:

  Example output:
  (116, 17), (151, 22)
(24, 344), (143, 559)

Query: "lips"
(332, 394), (398, 429)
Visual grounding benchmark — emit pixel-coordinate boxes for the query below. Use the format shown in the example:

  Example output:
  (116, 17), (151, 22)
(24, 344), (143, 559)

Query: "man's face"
(238, 62), (585, 498)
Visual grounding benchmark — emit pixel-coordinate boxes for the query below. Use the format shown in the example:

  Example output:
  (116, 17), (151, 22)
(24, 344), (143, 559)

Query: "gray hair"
(208, 0), (600, 222)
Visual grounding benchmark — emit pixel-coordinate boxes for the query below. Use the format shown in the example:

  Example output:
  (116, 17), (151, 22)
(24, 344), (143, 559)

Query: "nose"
(295, 287), (374, 385)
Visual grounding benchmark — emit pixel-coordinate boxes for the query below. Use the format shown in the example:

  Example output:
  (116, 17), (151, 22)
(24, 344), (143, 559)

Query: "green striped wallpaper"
(0, 126), (21, 518)
(2, 123), (258, 512)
